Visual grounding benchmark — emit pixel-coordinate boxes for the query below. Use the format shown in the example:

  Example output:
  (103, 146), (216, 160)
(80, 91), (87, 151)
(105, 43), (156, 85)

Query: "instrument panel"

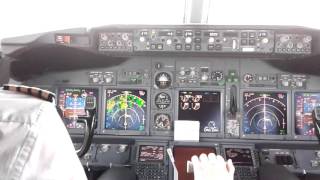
(10, 24), (320, 180)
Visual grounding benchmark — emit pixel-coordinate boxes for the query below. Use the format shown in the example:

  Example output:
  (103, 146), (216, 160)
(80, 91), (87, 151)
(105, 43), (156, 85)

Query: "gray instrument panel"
(18, 25), (320, 179)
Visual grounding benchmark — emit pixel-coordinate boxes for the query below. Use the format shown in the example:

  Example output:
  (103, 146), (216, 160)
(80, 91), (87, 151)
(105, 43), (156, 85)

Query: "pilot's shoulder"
(1, 84), (55, 103)
(0, 84), (56, 124)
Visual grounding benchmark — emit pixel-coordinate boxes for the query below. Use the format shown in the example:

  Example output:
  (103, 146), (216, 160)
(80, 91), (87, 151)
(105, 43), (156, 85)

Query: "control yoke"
(75, 95), (97, 157)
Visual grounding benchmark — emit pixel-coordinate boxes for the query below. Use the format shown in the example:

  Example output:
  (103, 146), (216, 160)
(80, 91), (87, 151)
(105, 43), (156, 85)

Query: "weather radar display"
(243, 92), (287, 135)
(105, 89), (147, 131)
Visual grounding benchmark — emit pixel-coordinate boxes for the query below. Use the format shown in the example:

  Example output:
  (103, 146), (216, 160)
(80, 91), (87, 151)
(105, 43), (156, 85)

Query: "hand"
(191, 153), (235, 180)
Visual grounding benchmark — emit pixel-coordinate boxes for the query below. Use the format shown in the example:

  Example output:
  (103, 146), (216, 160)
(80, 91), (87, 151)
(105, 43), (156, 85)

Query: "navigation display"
(178, 91), (221, 133)
(174, 146), (216, 180)
(58, 87), (99, 129)
(138, 145), (164, 162)
(105, 89), (147, 131)
(295, 92), (320, 136)
(243, 92), (287, 135)
(225, 148), (254, 166)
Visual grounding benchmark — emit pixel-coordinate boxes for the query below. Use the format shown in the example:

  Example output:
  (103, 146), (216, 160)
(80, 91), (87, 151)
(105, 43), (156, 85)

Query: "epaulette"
(3, 84), (55, 103)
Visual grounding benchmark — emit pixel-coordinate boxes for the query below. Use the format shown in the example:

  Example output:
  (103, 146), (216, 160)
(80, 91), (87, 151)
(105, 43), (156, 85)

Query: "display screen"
(58, 88), (99, 129)
(225, 148), (253, 166)
(138, 145), (164, 162)
(295, 92), (320, 136)
(178, 91), (221, 133)
(105, 89), (147, 131)
(174, 146), (216, 180)
(243, 92), (287, 135)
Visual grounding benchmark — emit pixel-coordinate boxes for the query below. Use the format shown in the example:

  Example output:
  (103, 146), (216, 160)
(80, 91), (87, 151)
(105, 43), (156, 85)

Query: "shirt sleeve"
(20, 102), (87, 180)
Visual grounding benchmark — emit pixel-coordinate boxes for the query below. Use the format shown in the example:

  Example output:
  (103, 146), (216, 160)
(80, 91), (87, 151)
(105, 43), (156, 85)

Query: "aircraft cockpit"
(1, 0), (320, 179)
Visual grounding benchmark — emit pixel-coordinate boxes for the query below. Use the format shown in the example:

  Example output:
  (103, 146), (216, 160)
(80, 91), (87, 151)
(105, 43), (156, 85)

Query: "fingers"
(208, 153), (216, 161)
(191, 155), (201, 171)
(227, 159), (235, 175)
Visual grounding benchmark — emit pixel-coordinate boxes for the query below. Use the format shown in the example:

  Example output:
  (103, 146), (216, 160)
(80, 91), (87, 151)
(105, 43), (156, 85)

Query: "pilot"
(0, 84), (87, 180)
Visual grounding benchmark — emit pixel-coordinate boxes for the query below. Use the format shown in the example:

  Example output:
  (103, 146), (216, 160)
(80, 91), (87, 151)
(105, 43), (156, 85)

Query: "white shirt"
(0, 90), (87, 180)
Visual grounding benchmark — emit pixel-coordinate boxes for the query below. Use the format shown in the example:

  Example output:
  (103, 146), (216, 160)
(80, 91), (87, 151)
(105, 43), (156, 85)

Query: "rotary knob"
(243, 73), (254, 83)
(166, 39), (172, 45)
(190, 70), (196, 76)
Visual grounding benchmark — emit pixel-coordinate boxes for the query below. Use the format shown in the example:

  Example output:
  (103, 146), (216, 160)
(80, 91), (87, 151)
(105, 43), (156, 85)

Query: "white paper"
(174, 120), (200, 142)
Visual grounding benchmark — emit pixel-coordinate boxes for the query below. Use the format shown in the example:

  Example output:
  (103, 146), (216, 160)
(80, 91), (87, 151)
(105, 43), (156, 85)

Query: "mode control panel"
(275, 34), (312, 54)
(134, 29), (275, 53)
(98, 32), (133, 52)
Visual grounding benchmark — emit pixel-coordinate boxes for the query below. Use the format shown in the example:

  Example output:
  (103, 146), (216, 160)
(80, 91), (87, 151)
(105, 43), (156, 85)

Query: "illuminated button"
(166, 39), (172, 45)
(208, 37), (215, 44)
(195, 44), (201, 50)
(185, 37), (192, 44)
(282, 80), (290, 87)
(249, 32), (256, 38)
(201, 74), (209, 81)
(156, 44), (163, 50)
(185, 44), (192, 50)
(262, 38), (269, 44)
(296, 81), (303, 87)
(195, 38), (201, 43)
(208, 45), (215, 50)
(215, 44), (222, 50)
(105, 76), (113, 83)
(175, 44), (182, 50)
(259, 32), (268, 37)
(139, 36), (145, 42)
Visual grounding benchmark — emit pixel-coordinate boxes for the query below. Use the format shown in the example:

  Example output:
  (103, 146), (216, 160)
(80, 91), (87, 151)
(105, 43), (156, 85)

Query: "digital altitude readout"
(243, 92), (287, 135)
(105, 89), (147, 131)
(178, 91), (221, 133)
(138, 145), (164, 162)
(295, 92), (320, 136)
(58, 88), (99, 129)
(225, 148), (253, 166)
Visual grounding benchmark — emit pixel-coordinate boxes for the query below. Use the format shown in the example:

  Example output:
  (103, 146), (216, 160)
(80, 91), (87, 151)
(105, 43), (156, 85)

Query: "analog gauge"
(243, 92), (287, 135)
(155, 72), (172, 89)
(155, 92), (171, 109)
(154, 113), (171, 130)
(211, 71), (224, 81)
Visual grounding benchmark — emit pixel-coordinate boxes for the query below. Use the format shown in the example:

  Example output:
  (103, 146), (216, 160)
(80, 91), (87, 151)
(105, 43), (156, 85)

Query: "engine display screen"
(225, 148), (253, 166)
(243, 92), (287, 135)
(178, 91), (221, 133)
(58, 88), (99, 129)
(105, 89), (147, 131)
(174, 146), (216, 180)
(138, 145), (164, 162)
(294, 92), (320, 136)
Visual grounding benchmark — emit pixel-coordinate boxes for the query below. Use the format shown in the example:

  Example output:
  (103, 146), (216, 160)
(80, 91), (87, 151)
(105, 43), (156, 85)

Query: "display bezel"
(175, 88), (224, 138)
(221, 144), (257, 168)
(56, 86), (101, 135)
(134, 142), (168, 164)
(292, 90), (320, 141)
(240, 89), (291, 140)
(101, 87), (150, 136)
